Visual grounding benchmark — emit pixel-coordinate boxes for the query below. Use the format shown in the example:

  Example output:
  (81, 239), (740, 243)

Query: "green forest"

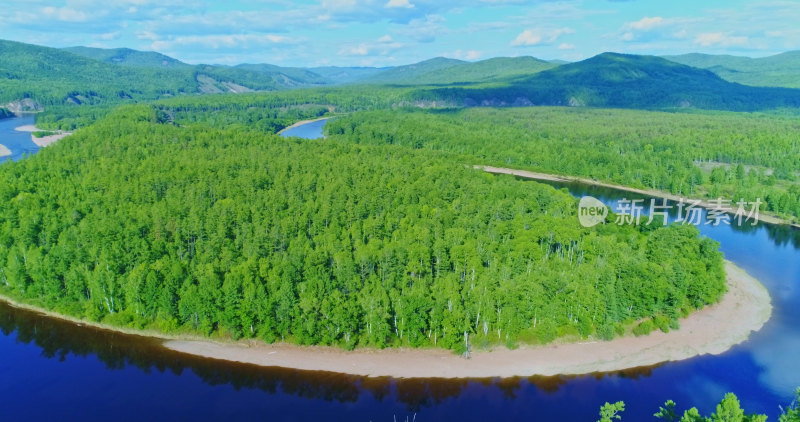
(665, 51), (800, 89)
(597, 388), (800, 422)
(0, 105), (726, 351)
(0, 39), (332, 110)
(326, 107), (800, 220)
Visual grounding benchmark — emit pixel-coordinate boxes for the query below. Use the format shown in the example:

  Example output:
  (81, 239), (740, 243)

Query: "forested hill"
(422, 53), (800, 111)
(353, 56), (557, 85)
(415, 56), (557, 85)
(664, 51), (800, 88)
(0, 40), (327, 109)
(308, 66), (389, 84)
(355, 57), (467, 84)
(62, 46), (190, 69)
(59, 46), (560, 87)
(0, 104), (725, 350)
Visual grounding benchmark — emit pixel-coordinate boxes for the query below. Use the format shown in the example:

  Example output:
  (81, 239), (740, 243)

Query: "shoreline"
(479, 165), (800, 229)
(0, 259), (771, 379)
(163, 261), (770, 379)
(276, 116), (330, 134)
(14, 124), (72, 147)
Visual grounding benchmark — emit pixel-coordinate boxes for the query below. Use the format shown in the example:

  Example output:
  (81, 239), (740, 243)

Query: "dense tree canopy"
(0, 105), (725, 350)
(326, 107), (800, 220)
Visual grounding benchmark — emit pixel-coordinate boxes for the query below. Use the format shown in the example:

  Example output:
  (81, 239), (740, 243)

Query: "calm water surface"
(0, 118), (798, 421)
(279, 118), (329, 139)
(0, 114), (39, 163)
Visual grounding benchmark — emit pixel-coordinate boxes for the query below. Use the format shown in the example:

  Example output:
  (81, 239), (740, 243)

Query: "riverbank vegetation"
(0, 105), (726, 351)
(326, 107), (800, 221)
(598, 387), (800, 421)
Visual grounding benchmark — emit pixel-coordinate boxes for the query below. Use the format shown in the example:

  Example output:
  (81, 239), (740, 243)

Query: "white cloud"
(511, 27), (573, 46)
(151, 34), (293, 51)
(392, 14), (446, 42)
(41, 6), (90, 23)
(558, 43), (575, 50)
(386, 0), (415, 9)
(512, 30), (542, 46)
(338, 35), (404, 57)
(339, 43), (370, 56)
(464, 50), (481, 60)
(618, 16), (702, 43)
(625, 16), (664, 31)
(694, 32), (749, 47)
(445, 49), (482, 60)
(98, 31), (121, 41)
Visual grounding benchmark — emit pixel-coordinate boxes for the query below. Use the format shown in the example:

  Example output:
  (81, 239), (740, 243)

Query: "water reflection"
(0, 174), (797, 420)
(0, 299), (674, 418)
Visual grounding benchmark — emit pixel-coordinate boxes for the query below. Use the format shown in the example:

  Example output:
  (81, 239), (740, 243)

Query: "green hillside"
(65, 45), (331, 88)
(664, 51), (800, 88)
(234, 63), (329, 86)
(63, 46), (190, 69)
(0, 39), (198, 107)
(309, 66), (388, 84)
(411, 56), (557, 85)
(357, 57), (467, 84)
(423, 52), (800, 111)
(351, 56), (556, 85)
(0, 40), (332, 109)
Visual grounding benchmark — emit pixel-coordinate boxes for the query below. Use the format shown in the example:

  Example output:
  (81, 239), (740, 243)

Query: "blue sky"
(1, 0), (799, 67)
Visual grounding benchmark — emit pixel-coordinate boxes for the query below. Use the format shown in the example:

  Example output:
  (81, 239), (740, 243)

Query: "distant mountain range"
(63, 45), (559, 87)
(663, 51), (800, 88)
(2, 39), (800, 112)
(425, 53), (800, 111)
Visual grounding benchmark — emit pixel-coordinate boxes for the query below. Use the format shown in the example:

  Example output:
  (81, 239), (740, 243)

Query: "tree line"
(325, 107), (800, 220)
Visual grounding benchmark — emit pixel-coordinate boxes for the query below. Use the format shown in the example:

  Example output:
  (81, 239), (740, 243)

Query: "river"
(0, 117), (798, 421)
(0, 114), (39, 163)
(279, 118), (329, 139)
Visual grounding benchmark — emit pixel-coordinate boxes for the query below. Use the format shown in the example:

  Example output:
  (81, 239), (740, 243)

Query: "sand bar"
(480, 165), (800, 229)
(14, 124), (71, 147)
(164, 261), (771, 379)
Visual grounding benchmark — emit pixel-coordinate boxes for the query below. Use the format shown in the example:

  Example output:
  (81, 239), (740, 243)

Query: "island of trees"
(0, 104), (726, 351)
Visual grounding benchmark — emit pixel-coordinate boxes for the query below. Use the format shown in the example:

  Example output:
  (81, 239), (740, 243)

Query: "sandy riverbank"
(164, 261), (771, 379)
(14, 124), (71, 147)
(479, 166), (800, 229)
(0, 144), (10, 157)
